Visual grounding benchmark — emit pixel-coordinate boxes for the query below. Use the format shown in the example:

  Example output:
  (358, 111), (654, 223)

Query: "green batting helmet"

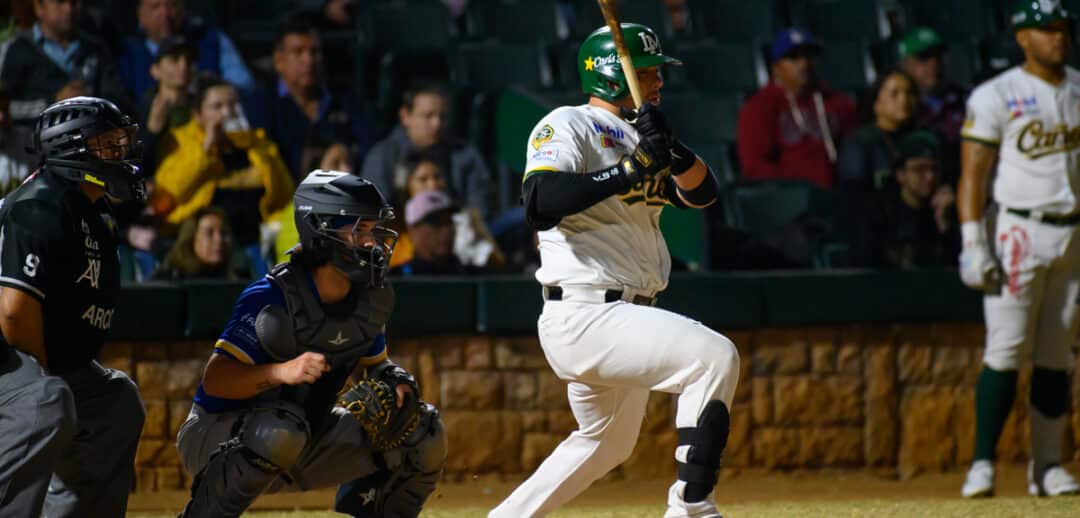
(577, 23), (681, 103)
(1010, 0), (1073, 32)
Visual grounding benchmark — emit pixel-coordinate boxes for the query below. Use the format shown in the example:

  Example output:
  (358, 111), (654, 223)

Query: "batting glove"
(958, 221), (1001, 291)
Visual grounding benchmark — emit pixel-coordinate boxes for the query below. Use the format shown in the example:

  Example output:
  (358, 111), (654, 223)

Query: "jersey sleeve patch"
(524, 109), (585, 175)
(961, 84), (1006, 144)
(215, 278), (284, 366)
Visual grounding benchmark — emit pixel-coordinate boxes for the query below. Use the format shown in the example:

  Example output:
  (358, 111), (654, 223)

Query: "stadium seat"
(360, 1), (456, 52)
(905, 0), (1002, 43)
(569, 0), (673, 40)
(817, 39), (876, 95)
(662, 90), (743, 144)
(790, 0), (898, 40)
(978, 33), (1023, 82)
(222, 0), (293, 37)
(687, 0), (784, 43)
(721, 179), (849, 268)
(465, 0), (566, 44)
(675, 40), (767, 95)
(944, 39), (978, 88)
(454, 43), (554, 92)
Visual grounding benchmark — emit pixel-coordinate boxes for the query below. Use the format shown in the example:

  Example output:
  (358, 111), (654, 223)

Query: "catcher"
(175, 170), (446, 518)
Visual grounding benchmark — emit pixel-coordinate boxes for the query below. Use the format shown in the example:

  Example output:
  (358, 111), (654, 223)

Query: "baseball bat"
(596, 0), (643, 109)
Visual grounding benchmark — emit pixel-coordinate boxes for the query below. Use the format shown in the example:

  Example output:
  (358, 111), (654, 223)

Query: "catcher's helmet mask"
(294, 170), (398, 288)
(33, 96), (147, 202)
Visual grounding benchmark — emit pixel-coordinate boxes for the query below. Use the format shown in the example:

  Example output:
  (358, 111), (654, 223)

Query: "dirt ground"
(129, 462), (1080, 516)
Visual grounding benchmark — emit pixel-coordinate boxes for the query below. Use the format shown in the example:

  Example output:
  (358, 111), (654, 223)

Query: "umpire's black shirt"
(0, 170), (120, 374)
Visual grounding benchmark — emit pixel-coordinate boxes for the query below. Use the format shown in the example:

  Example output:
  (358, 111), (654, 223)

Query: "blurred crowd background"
(0, 0), (1051, 283)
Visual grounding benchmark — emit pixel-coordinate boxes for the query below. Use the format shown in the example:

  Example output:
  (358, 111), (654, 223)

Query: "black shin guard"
(1031, 367), (1070, 418)
(180, 439), (282, 518)
(677, 401), (731, 503)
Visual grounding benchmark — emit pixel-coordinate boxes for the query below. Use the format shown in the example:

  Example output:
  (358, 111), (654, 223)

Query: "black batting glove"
(618, 137), (671, 192)
(632, 102), (674, 149)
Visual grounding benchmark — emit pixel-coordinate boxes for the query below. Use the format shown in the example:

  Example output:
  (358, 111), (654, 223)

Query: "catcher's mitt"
(337, 364), (422, 451)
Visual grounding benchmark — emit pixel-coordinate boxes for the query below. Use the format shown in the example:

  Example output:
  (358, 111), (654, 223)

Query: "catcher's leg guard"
(180, 405), (310, 518)
(335, 403), (447, 518)
(676, 400), (730, 503)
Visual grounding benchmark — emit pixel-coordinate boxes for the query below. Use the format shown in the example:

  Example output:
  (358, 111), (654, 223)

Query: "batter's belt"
(542, 285), (657, 306)
(1005, 207), (1080, 227)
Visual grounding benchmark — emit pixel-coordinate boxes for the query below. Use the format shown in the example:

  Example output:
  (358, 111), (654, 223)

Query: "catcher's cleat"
(664, 481), (723, 518)
(961, 459), (995, 498)
(1028, 462), (1080, 497)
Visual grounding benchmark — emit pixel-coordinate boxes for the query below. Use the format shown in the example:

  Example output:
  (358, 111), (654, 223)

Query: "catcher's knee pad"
(181, 406), (311, 518)
(1031, 367), (1070, 418)
(677, 400), (730, 503)
(240, 403), (311, 470)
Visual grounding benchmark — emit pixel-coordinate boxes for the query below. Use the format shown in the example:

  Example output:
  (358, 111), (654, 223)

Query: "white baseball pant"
(490, 288), (740, 518)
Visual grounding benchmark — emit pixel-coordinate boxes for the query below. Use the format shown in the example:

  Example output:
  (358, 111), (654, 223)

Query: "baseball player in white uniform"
(958, 0), (1080, 498)
(489, 23), (737, 518)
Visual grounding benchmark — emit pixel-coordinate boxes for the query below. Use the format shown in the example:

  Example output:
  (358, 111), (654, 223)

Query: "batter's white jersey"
(963, 66), (1080, 213)
(524, 104), (676, 293)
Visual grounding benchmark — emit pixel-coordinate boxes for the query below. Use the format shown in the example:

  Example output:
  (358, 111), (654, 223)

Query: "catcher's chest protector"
(256, 262), (396, 370)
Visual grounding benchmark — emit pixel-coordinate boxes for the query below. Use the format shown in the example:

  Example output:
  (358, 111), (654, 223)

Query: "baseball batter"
(958, 0), (1080, 498)
(489, 24), (737, 518)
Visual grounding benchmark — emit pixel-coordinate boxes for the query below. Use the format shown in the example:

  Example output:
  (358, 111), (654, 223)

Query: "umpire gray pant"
(0, 349), (76, 518)
(43, 360), (145, 518)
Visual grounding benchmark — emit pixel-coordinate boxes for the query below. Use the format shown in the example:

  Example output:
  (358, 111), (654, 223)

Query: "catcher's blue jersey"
(193, 274), (387, 413)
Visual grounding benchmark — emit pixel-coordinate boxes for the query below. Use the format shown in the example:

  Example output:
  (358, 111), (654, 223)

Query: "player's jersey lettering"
(81, 304), (113, 330)
(77, 258), (101, 289)
(23, 253), (39, 277)
(1016, 120), (1080, 159)
(620, 174), (672, 206)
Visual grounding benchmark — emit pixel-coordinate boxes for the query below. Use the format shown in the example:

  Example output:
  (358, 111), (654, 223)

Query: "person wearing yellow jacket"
(155, 74), (293, 250)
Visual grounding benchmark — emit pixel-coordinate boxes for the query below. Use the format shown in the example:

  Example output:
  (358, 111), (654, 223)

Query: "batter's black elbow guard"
(676, 169), (719, 207)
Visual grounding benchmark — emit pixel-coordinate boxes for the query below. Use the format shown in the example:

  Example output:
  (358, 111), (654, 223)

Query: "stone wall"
(108, 323), (1080, 492)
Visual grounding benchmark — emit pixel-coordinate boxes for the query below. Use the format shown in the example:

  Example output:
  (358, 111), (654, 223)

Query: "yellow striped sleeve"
(357, 348), (389, 367)
(522, 167), (558, 184)
(961, 133), (999, 147)
(215, 339), (256, 365)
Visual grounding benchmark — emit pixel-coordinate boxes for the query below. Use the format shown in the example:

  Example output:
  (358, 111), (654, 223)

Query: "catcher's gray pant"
(0, 349), (76, 518)
(176, 401), (382, 515)
(44, 360), (146, 518)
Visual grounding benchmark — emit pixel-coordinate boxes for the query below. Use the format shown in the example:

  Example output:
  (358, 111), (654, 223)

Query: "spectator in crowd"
(390, 149), (504, 271)
(898, 26), (967, 183)
(0, 83), (36, 198)
(137, 34), (195, 175)
(0, 0), (131, 126)
(362, 83), (494, 219)
(153, 205), (250, 281)
(117, 0), (254, 100)
(272, 135), (354, 265)
(392, 190), (488, 276)
(736, 28), (857, 189)
(245, 16), (377, 184)
(855, 131), (958, 268)
(837, 69), (920, 193)
(154, 73), (293, 272)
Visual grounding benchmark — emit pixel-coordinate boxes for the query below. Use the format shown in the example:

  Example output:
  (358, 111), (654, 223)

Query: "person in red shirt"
(736, 28), (857, 189)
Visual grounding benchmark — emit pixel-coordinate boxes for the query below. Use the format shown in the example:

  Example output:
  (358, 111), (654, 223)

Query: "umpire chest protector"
(256, 261), (395, 370)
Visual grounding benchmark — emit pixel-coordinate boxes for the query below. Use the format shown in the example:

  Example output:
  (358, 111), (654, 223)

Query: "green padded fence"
(111, 270), (984, 341)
